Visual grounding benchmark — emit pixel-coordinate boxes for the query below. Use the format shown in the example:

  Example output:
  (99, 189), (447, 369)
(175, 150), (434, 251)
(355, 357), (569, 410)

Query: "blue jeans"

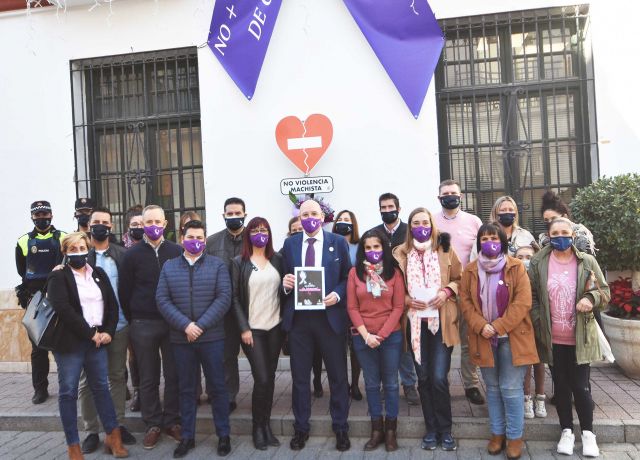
(412, 323), (453, 434)
(480, 338), (527, 440)
(352, 330), (403, 419)
(53, 340), (118, 446)
(399, 350), (417, 386)
(173, 340), (230, 439)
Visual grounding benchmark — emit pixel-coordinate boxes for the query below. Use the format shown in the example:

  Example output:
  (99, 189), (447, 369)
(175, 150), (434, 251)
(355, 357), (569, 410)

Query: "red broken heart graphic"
(275, 114), (333, 175)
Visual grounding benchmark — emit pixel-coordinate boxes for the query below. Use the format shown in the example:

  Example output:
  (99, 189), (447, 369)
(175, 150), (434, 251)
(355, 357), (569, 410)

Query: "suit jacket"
(47, 265), (119, 353)
(281, 230), (352, 334)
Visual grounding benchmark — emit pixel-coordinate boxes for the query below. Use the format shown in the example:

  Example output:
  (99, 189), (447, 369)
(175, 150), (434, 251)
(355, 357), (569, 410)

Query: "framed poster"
(294, 267), (325, 310)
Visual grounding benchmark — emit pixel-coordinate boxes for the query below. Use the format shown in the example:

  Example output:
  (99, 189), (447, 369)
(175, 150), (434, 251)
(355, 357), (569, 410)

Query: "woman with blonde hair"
(47, 232), (127, 459)
(392, 207), (462, 452)
(487, 196), (535, 257)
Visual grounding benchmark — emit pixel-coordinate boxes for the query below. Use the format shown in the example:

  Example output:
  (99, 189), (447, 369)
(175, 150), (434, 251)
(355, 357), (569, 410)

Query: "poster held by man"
(294, 267), (325, 310)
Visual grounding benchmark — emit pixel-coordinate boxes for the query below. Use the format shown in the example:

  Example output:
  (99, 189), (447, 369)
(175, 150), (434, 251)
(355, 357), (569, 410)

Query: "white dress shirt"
(72, 264), (104, 327)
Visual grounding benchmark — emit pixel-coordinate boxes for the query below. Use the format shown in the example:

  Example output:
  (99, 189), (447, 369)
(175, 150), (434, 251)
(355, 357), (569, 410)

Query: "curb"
(1, 413), (638, 442)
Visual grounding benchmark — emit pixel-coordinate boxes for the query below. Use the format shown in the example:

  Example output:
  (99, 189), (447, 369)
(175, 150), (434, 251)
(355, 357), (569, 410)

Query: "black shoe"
(252, 423), (267, 451)
(217, 436), (231, 457)
(119, 425), (136, 445)
(465, 387), (485, 405)
(349, 384), (363, 401)
(264, 424), (280, 447)
(421, 432), (438, 450)
(173, 438), (195, 458)
(129, 390), (140, 412)
(440, 432), (457, 451)
(336, 431), (350, 451)
(31, 388), (48, 405)
(229, 401), (237, 413)
(81, 433), (100, 454)
(290, 430), (309, 450)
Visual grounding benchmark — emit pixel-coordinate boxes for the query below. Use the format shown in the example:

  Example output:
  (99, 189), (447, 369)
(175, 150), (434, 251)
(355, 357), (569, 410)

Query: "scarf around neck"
(477, 253), (508, 347)
(363, 261), (388, 298)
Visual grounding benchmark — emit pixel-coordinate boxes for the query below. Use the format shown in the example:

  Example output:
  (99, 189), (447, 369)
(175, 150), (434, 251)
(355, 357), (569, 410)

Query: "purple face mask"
(301, 217), (322, 234)
(183, 239), (205, 255)
(481, 240), (502, 258)
(411, 226), (432, 243)
(144, 225), (164, 241)
(250, 232), (269, 248)
(365, 250), (383, 264)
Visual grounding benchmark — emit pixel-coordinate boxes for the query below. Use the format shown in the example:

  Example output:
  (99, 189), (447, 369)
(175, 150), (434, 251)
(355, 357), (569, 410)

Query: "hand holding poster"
(294, 267), (326, 310)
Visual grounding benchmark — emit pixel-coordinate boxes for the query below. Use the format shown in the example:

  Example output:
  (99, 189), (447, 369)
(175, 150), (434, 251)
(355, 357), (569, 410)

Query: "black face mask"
(76, 214), (91, 228)
(225, 217), (245, 231)
(129, 227), (145, 241)
(498, 213), (516, 227)
(67, 253), (88, 270)
(439, 195), (461, 210)
(334, 222), (353, 236)
(90, 224), (111, 242)
(380, 210), (399, 225)
(33, 218), (51, 232)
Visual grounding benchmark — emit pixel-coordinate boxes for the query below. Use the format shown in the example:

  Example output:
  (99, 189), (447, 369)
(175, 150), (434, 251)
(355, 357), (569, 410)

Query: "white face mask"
(522, 259), (531, 270)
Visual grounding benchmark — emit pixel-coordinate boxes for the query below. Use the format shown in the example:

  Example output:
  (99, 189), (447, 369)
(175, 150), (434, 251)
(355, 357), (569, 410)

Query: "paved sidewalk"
(1, 432), (640, 460)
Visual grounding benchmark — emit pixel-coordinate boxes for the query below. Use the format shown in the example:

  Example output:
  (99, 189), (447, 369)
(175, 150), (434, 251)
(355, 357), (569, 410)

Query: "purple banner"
(343, 0), (444, 118)
(207, 0), (282, 100)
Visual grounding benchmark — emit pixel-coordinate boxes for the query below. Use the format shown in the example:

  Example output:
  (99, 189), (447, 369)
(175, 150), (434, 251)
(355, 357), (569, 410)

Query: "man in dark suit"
(371, 192), (420, 407)
(281, 199), (352, 452)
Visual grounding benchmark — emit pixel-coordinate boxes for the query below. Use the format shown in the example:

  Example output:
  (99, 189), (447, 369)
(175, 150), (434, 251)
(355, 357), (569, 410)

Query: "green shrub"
(570, 173), (640, 271)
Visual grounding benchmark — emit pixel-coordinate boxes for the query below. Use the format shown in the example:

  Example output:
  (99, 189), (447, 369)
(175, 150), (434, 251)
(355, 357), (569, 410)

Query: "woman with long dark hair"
(230, 217), (284, 450)
(347, 228), (405, 451)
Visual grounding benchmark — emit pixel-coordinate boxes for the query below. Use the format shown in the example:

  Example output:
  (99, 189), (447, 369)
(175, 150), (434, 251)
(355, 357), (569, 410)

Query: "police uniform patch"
(31, 245), (38, 254)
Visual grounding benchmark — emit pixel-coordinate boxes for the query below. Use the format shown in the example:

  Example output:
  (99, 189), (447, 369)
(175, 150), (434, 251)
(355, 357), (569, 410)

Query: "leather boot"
(264, 422), (280, 447)
(487, 434), (506, 455)
(104, 427), (129, 458)
(364, 418), (384, 451)
(506, 438), (524, 459)
(67, 444), (84, 460)
(384, 417), (398, 452)
(252, 422), (268, 450)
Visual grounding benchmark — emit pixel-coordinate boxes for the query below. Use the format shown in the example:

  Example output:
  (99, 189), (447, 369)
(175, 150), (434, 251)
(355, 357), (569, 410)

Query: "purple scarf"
(477, 253), (508, 347)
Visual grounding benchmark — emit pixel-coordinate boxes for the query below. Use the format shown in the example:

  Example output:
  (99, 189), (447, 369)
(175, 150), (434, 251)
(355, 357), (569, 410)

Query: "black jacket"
(87, 244), (127, 319)
(118, 239), (182, 320)
(373, 222), (408, 249)
(230, 253), (284, 333)
(47, 265), (118, 353)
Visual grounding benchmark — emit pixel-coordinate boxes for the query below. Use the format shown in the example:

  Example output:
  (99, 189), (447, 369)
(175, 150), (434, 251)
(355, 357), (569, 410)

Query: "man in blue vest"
(15, 200), (66, 404)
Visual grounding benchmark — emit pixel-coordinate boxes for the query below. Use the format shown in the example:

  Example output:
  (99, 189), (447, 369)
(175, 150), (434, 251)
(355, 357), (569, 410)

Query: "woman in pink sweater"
(347, 228), (405, 453)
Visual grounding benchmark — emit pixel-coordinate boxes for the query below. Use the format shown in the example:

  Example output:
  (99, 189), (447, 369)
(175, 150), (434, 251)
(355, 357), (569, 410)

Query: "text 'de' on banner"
(207, 0), (283, 100)
(342, 0), (444, 118)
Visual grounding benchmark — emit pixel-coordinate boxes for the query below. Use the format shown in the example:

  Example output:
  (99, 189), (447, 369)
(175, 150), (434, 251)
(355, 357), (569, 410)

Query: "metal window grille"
(435, 5), (598, 235)
(70, 47), (205, 241)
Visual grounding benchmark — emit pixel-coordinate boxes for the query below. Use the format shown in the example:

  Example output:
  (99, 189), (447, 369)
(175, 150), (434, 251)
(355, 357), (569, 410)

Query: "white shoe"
(524, 395), (535, 419)
(534, 394), (547, 418)
(582, 430), (600, 457)
(557, 429), (575, 455)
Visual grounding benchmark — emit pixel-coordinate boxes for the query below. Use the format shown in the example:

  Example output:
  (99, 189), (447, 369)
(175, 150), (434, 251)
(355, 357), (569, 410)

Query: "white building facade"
(1, 0), (638, 290)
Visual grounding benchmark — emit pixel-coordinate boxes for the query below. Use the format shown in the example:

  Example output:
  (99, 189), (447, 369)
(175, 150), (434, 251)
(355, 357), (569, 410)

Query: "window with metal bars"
(70, 47), (205, 241)
(435, 5), (598, 236)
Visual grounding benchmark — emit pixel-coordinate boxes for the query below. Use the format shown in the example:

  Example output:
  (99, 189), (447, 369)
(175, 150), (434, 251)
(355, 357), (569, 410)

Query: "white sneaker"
(581, 430), (600, 457)
(557, 428), (575, 455)
(524, 395), (535, 419)
(534, 394), (547, 417)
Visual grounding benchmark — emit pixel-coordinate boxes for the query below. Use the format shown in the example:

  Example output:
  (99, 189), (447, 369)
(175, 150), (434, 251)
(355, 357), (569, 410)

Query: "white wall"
(0, 0), (639, 289)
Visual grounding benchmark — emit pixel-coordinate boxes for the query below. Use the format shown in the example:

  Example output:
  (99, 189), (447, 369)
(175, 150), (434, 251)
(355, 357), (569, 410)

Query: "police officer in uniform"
(15, 201), (67, 404)
(75, 197), (94, 233)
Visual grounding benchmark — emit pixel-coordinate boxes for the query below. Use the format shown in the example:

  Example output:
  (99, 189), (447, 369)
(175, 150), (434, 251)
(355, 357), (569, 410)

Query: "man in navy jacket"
(281, 199), (352, 452)
(157, 220), (232, 458)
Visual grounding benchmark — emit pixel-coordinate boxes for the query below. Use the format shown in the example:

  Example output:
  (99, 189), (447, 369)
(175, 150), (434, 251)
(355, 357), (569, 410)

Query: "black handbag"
(21, 284), (60, 351)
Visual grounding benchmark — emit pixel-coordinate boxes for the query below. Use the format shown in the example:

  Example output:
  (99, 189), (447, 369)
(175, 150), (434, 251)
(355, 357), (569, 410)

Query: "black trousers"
(289, 311), (349, 433)
(223, 312), (241, 404)
(241, 325), (284, 424)
(551, 344), (593, 432)
(30, 338), (49, 392)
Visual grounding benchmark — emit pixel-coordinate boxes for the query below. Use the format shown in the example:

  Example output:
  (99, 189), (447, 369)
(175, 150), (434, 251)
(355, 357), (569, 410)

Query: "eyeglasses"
(249, 227), (269, 235)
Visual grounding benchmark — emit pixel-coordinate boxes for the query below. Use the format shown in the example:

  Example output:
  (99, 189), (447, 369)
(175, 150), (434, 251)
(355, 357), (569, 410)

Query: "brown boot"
(384, 417), (398, 452)
(104, 427), (129, 458)
(67, 444), (84, 460)
(364, 418), (384, 451)
(487, 434), (506, 455)
(506, 438), (524, 459)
